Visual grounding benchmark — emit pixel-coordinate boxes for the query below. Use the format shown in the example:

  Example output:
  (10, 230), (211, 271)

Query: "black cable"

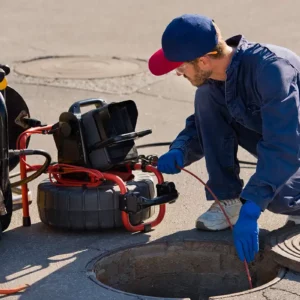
(136, 142), (172, 149)
(9, 161), (57, 179)
(9, 170), (35, 179)
(136, 142), (257, 166)
(237, 160), (257, 166)
(8, 149), (52, 187)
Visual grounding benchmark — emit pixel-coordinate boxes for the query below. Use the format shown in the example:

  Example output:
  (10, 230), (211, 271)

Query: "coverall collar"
(225, 34), (249, 76)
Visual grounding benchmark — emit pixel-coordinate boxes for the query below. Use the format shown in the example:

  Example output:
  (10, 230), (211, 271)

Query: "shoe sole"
(285, 220), (300, 227)
(196, 221), (230, 231)
(196, 215), (239, 231)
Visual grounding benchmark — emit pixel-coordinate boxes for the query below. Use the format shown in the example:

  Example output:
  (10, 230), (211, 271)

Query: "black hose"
(9, 170), (35, 179)
(136, 142), (172, 149)
(136, 142), (257, 166)
(237, 160), (257, 166)
(8, 149), (51, 187)
(9, 161), (57, 179)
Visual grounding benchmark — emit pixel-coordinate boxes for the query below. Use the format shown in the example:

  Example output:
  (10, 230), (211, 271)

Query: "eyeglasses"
(175, 51), (218, 74)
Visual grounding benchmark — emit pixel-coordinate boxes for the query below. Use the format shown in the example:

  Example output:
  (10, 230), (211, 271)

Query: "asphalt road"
(0, 1), (299, 299)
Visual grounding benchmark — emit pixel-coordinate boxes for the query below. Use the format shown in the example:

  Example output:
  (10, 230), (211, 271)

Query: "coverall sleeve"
(240, 58), (300, 210)
(170, 114), (204, 166)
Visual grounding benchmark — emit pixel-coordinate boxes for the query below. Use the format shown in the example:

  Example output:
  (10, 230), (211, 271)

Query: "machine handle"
(120, 191), (178, 214)
(139, 193), (178, 207)
(68, 98), (107, 115)
(89, 129), (152, 152)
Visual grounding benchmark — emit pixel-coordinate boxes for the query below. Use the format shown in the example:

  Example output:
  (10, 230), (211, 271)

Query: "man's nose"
(176, 70), (183, 76)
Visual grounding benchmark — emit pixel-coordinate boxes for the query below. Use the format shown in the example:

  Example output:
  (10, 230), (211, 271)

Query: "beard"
(185, 65), (212, 87)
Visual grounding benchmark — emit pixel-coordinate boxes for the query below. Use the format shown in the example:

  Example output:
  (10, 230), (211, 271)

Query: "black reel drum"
(37, 172), (156, 230)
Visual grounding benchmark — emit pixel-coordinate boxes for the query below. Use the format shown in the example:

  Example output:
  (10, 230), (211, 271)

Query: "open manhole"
(14, 56), (146, 79)
(92, 241), (283, 300)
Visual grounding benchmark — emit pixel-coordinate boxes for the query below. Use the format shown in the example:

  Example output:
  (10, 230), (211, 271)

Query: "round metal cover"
(1, 86), (30, 171)
(265, 225), (300, 272)
(14, 56), (145, 79)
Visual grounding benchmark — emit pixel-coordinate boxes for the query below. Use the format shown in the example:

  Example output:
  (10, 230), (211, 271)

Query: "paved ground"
(1, 1), (300, 299)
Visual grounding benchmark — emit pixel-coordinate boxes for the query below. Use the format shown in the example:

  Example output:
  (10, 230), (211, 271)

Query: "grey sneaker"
(196, 198), (242, 231)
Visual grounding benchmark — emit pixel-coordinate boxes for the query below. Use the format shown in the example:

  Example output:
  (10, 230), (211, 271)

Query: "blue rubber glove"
(233, 201), (261, 263)
(157, 149), (184, 174)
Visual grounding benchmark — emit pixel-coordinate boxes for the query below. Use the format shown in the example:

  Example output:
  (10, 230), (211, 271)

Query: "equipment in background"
(1, 86), (31, 171)
(0, 72), (178, 233)
(0, 65), (13, 233)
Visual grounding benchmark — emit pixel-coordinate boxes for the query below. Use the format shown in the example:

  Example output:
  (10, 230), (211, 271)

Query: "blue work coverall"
(170, 35), (300, 215)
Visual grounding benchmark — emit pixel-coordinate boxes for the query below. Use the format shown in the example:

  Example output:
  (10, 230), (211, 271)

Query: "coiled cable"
(8, 149), (51, 187)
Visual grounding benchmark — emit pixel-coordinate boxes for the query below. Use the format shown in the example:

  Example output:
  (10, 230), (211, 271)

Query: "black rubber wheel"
(0, 186), (12, 232)
(37, 172), (155, 230)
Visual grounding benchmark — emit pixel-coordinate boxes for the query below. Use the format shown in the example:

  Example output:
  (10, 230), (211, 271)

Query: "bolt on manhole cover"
(14, 56), (146, 79)
(266, 225), (300, 273)
(88, 240), (284, 300)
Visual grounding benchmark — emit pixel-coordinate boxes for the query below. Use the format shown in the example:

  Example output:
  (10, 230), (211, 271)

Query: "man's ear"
(198, 57), (211, 69)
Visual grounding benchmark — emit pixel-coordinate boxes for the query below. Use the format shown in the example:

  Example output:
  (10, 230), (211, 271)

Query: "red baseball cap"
(148, 14), (217, 76)
(148, 48), (183, 76)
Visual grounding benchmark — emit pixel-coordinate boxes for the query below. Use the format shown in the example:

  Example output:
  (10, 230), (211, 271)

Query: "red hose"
(0, 284), (29, 295)
(48, 164), (105, 187)
(179, 167), (253, 289)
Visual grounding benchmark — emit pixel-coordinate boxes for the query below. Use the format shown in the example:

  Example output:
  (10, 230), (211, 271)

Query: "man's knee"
(194, 83), (227, 117)
(195, 84), (211, 99)
(194, 84), (213, 111)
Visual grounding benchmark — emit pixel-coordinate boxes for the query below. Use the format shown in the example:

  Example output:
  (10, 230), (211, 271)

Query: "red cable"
(0, 284), (29, 295)
(47, 164), (105, 187)
(179, 167), (253, 290)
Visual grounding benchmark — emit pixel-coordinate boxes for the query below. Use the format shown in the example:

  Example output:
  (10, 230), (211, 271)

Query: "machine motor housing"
(53, 98), (151, 172)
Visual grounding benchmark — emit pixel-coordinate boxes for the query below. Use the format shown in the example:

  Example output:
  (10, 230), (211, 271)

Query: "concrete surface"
(0, 1), (300, 299)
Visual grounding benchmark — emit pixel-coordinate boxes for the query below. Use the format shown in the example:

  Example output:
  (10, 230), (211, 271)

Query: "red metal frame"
(17, 125), (53, 226)
(119, 163), (166, 232)
(16, 128), (166, 232)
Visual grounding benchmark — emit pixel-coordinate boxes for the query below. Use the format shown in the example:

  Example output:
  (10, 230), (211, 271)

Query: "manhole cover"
(14, 56), (146, 79)
(91, 241), (282, 300)
(266, 225), (300, 273)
